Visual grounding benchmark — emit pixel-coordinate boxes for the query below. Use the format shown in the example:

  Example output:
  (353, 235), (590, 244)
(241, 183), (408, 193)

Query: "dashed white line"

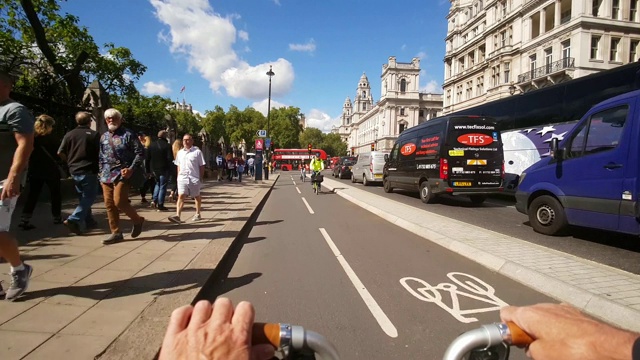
(319, 228), (398, 338)
(296, 187), (301, 194)
(301, 197), (314, 214)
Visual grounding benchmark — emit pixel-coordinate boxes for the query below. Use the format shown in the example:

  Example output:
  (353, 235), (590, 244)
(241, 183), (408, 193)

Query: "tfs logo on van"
(401, 143), (417, 156)
(457, 133), (494, 146)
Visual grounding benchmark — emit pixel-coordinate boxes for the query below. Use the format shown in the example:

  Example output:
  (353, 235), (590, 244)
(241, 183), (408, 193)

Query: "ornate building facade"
(332, 57), (444, 154)
(443, 0), (640, 114)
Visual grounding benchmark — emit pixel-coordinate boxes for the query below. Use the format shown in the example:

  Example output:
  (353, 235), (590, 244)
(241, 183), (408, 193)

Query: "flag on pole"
(180, 85), (186, 93)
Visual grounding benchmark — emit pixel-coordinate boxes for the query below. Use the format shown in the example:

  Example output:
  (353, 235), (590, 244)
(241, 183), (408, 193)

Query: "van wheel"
(469, 195), (486, 204)
(420, 181), (436, 204)
(351, 174), (356, 183)
(383, 177), (393, 193)
(528, 195), (568, 236)
(338, 171), (343, 179)
(362, 175), (369, 186)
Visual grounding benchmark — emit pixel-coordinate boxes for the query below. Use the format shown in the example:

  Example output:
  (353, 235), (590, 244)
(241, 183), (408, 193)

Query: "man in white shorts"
(0, 70), (34, 301)
(168, 134), (205, 224)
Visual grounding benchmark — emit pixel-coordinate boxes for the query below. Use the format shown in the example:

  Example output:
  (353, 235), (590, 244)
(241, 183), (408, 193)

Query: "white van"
(351, 151), (389, 185)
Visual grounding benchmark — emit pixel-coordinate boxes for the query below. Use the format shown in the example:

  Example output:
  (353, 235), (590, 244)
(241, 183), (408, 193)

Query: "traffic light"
(371, 143), (375, 151)
(308, 143), (312, 154)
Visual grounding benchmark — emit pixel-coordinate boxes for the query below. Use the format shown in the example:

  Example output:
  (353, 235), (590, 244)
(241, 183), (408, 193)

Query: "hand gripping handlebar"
(443, 322), (534, 360)
(252, 322), (340, 360)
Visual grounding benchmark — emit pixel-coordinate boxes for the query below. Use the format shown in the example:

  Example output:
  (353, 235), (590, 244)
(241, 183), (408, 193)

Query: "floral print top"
(99, 126), (144, 184)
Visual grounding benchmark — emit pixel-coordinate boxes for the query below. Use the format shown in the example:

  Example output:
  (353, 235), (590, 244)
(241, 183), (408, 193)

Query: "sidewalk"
(0, 176), (278, 360)
(318, 175), (640, 332)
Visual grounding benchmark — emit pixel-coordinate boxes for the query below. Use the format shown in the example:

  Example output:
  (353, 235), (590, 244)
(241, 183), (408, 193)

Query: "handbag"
(41, 146), (69, 179)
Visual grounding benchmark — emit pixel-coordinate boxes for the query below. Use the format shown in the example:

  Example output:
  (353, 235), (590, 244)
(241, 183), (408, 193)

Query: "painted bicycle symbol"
(400, 272), (508, 323)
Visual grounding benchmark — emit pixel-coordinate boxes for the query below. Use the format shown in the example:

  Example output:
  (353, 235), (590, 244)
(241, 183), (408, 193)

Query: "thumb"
(250, 344), (276, 360)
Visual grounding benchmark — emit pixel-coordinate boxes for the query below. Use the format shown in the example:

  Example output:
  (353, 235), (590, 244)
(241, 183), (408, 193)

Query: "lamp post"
(266, 65), (275, 166)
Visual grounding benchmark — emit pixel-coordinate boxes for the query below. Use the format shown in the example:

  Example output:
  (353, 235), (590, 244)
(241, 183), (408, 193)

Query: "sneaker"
(6, 264), (33, 301)
(150, 201), (157, 209)
(53, 216), (63, 224)
(192, 214), (202, 222)
(18, 221), (35, 231)
(168, 215), (181, 224)
(102, 233), (124, 245)
(157, 205), (169, 211)
(141, 198), (148, 203)
(131, 218), (145, 238)
(63, 219), (83, 235)
(0, 281), (5, 298)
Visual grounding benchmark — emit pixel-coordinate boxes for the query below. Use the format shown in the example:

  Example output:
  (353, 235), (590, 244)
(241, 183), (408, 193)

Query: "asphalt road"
(202, 174), (553, 359)
(325, 170), (640, 275)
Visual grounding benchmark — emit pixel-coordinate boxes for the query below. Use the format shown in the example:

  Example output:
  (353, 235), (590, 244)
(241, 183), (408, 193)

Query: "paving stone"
(0, 303), (88, 333)
(23, 333), (112, 360)
(0, 330), (52, 360)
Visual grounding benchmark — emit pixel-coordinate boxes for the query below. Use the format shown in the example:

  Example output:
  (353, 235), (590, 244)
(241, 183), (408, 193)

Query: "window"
(446, 90), (452, 106)
(631, 40), (639, 62)
(362, 103), (367, 111)
(476, 76), (484, 96)
(400, 107), (405, 116)
(530, 55), (537, 77)
(400, 78), (407, 92)
(503, 62), (510, 84)
(545, 48), (553, 74)
(610, 38), (620, 61)
(612, 0), (620, 19)
(419, 110), (424, 117)
(591, 36), (601, 59)
(468, 52), (475, 67)
(500, 31), (507, 47)
(592, 0), (603, 16)
(568, 106), (628, 158)
(562, 40), (571, 63)
(399, 123), (406, 134)
(632, 0), (639, 22)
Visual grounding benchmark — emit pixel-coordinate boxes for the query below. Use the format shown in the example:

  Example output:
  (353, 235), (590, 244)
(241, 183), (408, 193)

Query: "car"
(332, 156), (357, 179)
(351, 151), (389, 186)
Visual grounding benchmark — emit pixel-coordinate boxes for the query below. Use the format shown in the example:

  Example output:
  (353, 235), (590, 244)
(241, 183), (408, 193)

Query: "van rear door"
(553, 103), (630, 231)
(446, 118), (503, 189)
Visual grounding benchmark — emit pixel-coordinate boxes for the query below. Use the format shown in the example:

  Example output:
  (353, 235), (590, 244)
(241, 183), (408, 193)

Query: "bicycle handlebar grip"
(252, 323), (281, 348)
(507, 322), (535, 346)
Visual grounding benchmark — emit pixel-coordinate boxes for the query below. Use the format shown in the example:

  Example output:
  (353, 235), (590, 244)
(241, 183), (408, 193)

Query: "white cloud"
(238, 30), (249, 41)
(150, 0), (294, 100)
(289, 39), (316, 53)
(305, 109), (340, 133)
(421, 80), (440, 93)
(416, 51), (427, 60)
(401, 44), (407, 51)
(142, 81), (172, 95)
(251, 98), (289, 117)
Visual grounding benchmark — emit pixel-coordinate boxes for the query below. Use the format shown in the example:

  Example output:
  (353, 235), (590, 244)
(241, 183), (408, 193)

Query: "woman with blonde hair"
(168, 138), (183, 202)
(18, 114), (64, 230)
(138, 133), (155, 203)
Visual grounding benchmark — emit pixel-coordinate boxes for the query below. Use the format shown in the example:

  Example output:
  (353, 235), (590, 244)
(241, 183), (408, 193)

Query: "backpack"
(216, 155), (223, 166)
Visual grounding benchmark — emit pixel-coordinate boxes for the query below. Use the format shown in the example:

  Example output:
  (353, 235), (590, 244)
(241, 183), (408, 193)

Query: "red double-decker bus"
(272, 148), (328, 171)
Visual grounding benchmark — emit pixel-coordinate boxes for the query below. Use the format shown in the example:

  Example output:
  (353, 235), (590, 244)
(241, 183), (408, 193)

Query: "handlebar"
(252, 322), (340, 360)
(443, 322), (534, 360)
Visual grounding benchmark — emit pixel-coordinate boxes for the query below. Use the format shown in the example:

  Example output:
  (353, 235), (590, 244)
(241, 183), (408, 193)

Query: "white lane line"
(301, 197), (314, 214)
(319, 228), (398, 338)
(293, 180), (297, 185)
(296, 187), (301, 194)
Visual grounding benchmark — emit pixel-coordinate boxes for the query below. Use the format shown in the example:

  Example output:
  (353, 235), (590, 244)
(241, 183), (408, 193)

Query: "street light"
(508, 82), (523, 95)
(266, 65), (275, 164)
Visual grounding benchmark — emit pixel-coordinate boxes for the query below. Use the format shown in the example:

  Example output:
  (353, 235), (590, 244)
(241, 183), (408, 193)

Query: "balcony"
(517, 57), (575, 83)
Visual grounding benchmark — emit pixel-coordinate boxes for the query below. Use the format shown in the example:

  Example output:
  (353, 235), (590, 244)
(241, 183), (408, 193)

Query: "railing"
(517, 57), (574, 83)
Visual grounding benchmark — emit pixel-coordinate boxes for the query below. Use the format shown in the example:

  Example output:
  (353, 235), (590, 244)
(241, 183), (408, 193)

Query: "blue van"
(515, 89), (640, 236)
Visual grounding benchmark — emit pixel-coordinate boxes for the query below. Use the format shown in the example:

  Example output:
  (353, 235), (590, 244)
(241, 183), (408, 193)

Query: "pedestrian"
(168, 134), (206, 224)
(138, 132), (154, 204)
(225, 153), (235, 181)
(215, 153), (225, 181)
(0, 69), (34, 301)
(146, 130), (173, 211)
(247, 156), (255, 177)
(168, 139), (182, 202)
(18, 114), (63, 230)
(57, 111), (100, 234)
(237, 157), (245, 183)
(99, 108), (145, 245)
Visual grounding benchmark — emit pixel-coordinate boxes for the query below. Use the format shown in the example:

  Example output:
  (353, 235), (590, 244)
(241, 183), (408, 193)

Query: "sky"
(60, 0), (451, 133)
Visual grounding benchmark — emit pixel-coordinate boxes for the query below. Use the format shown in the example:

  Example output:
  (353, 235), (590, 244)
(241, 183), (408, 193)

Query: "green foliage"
(111, 93), (173, 132)
(299, 128), (324, 149)
(322, 133), (348, 157)
(268, 106), (303, 149)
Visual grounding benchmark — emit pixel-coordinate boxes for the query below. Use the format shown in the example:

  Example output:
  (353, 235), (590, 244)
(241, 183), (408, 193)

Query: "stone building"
(332, 57), (444, 154)
(443, 0), (640, 114)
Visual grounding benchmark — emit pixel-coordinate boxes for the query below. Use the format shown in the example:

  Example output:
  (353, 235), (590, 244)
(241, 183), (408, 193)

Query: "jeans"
(152, 172), (168, 206)
(238, 170), (243, 182)
(67, 174), (99, 230)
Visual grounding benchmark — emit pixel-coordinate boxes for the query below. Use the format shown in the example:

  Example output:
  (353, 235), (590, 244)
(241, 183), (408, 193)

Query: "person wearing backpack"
(215, 153), (224, 181)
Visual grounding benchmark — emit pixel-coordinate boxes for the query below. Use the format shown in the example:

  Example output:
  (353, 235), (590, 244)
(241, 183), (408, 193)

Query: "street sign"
(256, 130), (267, 137)
(255, 138), (264, 151)
(265, 138), (271, 149)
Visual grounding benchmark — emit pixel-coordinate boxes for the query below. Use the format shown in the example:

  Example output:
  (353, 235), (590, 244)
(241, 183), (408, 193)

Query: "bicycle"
(300, 168), (306, 182)
(311, 171), (322, 194)
(251, 321), (533, 360)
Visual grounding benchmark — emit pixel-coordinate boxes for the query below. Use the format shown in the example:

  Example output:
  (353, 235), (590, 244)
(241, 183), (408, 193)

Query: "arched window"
(400, 79), (407, 92)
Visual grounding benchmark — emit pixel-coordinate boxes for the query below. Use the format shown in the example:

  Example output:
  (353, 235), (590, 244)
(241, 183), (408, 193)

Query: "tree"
(111, 93), (173, 132)
(1, 0), (146, 104)
(299, 128), (324, 150)
(269, 106), (303, 149)
(202, 105), (227, 151)
(322, 133), (348, 157)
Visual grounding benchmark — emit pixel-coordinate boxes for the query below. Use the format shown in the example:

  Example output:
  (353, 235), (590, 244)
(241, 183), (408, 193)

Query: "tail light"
(440, 158), (448, 180)
(369, 160), (373, 173)
(501, 161), (505, 179)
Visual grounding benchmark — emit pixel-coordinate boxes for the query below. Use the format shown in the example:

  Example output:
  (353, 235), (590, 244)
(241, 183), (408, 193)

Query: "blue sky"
(61, 0), (451, 132)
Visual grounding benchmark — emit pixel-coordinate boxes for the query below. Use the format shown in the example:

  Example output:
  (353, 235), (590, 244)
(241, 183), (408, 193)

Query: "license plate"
(453, 181), (472, 186)
(374, 174), (382, 178)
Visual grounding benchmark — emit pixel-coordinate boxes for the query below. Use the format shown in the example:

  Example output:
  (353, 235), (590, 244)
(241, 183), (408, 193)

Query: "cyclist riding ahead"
(309, 155), (324, 194)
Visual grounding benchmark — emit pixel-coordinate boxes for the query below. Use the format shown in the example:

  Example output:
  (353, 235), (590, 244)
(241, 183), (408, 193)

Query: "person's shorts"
(177, 177), (201, 197)
(0, 196), (17, 232)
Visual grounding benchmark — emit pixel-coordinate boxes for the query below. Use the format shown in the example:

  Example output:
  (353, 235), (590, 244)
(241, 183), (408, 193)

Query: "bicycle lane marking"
(319, 227), (399, 338)
(301, 197), (315, 214)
